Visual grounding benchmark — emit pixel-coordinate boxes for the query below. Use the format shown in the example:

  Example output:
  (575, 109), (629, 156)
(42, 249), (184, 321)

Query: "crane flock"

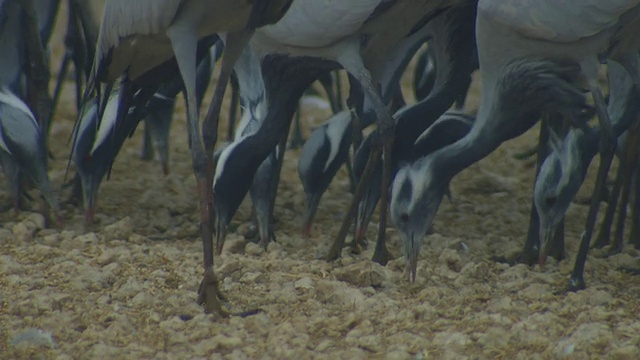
(1, 0), (640, 316)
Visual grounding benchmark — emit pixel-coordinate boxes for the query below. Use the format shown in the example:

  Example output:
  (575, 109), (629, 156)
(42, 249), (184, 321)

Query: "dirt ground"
(2, 5), (640, 360)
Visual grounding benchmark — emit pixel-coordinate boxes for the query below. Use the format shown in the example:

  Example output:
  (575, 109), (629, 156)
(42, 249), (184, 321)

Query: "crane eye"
(400, 213), (409, 222)
(546, 196), (557, 206)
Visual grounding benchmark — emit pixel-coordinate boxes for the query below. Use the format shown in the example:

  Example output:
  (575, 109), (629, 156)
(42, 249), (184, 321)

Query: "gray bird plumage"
(534, 61), (640, 260)
(0, 87), (59, 216)
(390, 58), (592, 282)
(298, 110), (353, 236)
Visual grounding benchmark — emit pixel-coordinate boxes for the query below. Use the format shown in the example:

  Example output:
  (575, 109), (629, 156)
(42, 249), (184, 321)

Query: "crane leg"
(568, 139), (616, 291)
(328, 48), (394, 264)
(334, 71), (344, 112)
(565, 71), (620, 290)
(521, 119), (552, 264)
(265, 124), (292, 248)
(629, 159), (640, 248)
(607, 127), (639, 256)
(593, 161), (623, 248)
(51, 50), (71, 117)
(227, 75), (240, 142)
(288, 101), (305, 149)
(623, 120), (640, 248)
(167, 24), (227, 317)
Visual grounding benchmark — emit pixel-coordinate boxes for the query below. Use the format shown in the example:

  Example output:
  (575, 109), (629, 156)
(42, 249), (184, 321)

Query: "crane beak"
(215, 214), (228, 255)
(301, 193), (321, 238)
(402, 231), (421, 283)
(80, 175), (98, 226)
(538, 223), (558, 266)
(354, 192), (376, 245)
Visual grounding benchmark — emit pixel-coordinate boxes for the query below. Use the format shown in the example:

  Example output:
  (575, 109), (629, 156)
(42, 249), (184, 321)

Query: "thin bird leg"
(327, 139), (382, 261)
(263, 120), (293, 248)
(141, 125), (154, 160)
(345, 149), (356, 194)
(548, 117), (568, 261)
(593, 158), (623, 248)
(568, 137), (617, 291)
(19, 0), (53, 142)
(521, 119), (552, 264)
(167, 24), (226, 317)
(330, 47), (396, 262)
(629, 155), (640, 248)
(203, 30), (253, 161)
(318, 72), (339, 114)
(288, 100), (305, 149)
(608, 126), (640, 255)
(334, 71), (343, 112)
(51, 50), (71, 118)
(227, 75), (240, 142)
(51, 0), (79, 116)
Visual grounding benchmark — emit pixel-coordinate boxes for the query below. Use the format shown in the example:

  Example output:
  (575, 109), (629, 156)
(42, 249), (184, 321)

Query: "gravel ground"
(2, 5), (640, 360)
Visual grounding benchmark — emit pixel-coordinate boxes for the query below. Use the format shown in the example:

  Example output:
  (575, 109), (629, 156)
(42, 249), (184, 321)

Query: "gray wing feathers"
(480, 0), (640, 42)
(94, 0), (183, 78)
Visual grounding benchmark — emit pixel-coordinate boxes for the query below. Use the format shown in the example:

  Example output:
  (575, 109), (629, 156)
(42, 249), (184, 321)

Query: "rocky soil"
(2, 5), (640, 360)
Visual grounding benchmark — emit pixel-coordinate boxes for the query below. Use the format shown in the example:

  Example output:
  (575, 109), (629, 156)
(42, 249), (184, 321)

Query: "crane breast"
(261, 0), (382, 47)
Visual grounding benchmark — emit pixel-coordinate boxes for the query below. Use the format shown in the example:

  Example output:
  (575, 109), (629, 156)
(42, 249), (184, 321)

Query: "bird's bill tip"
(538, 225), (556, 266)
(354, 223), (367, 244)
(406, 251), (419, 283)
(84, 207), (95, 226)
(301, 222), (312, 238)
(215, 226), (228, 255)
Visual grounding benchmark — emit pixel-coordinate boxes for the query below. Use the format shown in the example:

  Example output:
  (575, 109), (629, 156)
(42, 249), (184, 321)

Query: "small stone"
(212, 334), (242, 350)
(245, 242), (264, 256)
(115, 278), (142, 299)
(103, 217), (133, 241)
(334, 262), (387, 288)
(432, 331), (471, 351)
(95, 250), (116, 266)
(314, 339), (334, 352)
(0, 228), (13, 243)
(587, 290), (614, 307)
(240, 272), (266, 284)
(131, 291), (155, 307)
(385, 350), (411, 360)
(128, 233), (146, 244)
(41, 233), (60, 246)
(12, 222), (33, 243)
(316, 280), (366, 306)
(224, 237), (246, 254)
(486, 296), (512, 314)
(519, 283), (552, 301)
(439, 248), (462, 272)
(611, 346), (640, 360)
(11, 328), (55, 349)
(294, 277), (315, 291)
(63, 232), (99, 249)
(23, 212), (46, 231)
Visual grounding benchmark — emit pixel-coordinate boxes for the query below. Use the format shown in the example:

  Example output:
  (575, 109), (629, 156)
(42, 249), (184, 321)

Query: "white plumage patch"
(261, 0), (382, 47)
(90, 91), (120, 155)
(0, 88), (39, 155)
(213, 141), (240, 187)
(323, 110), (352, 172)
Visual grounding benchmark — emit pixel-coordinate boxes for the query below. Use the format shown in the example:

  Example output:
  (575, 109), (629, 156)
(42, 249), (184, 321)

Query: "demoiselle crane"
(389, 0), (640, 283)
(83, 0), (293, 316)
(210, 0), (467, 257)
(534, 61), (639, 263)
(347, 2), (478, 263)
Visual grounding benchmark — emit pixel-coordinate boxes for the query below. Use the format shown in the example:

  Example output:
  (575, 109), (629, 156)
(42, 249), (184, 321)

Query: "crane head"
(534, 129), (585, 264)
(390, 157), (447, 283)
